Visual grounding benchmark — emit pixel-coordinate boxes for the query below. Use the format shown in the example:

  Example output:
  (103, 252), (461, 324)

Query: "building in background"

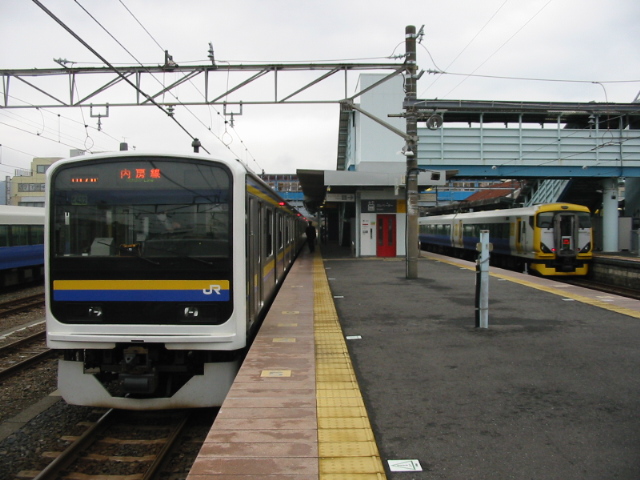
(6, 157), (61, 206)
(259, 173), (311, 219)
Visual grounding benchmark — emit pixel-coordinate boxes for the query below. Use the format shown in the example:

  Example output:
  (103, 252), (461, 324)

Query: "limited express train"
(419, 203), (593, 276)
(46, 152), (307, 409)
(0, 205), (45, 287)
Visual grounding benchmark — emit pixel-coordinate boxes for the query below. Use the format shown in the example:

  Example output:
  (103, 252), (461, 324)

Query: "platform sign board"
(326, 193), (355, 202)
(361, 199), (397, 213)
(388, 459), (423, 472)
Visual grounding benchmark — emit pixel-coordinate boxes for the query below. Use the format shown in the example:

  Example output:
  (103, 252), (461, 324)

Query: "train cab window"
(51, 158), (232, 260)
(577, 213), (592, 228)
(537, 213), (553, 229)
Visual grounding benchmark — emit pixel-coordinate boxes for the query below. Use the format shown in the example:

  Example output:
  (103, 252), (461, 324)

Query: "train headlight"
(182, 306), (199, 318)
(88, 306), (103, 318)
(540, 242), (553, 254)
(580, 242), (591, 253)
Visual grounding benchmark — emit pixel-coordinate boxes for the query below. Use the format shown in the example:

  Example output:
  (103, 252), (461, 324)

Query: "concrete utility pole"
(405, 25), (419, 279)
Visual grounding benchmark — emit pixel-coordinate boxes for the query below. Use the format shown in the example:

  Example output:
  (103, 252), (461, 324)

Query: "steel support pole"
(405, 25), (419, 279)
(602, 177), (619, 252)
(475, 231), (490, 329)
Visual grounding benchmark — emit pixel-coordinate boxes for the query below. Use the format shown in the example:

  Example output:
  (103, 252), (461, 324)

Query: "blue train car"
(0, 205), (45, 286)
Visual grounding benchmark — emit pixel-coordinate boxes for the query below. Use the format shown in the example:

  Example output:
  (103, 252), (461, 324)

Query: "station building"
(298, 74), (640, 257)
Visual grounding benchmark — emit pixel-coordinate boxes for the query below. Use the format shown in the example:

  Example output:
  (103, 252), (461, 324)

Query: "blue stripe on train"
(53, 290), (230, 302)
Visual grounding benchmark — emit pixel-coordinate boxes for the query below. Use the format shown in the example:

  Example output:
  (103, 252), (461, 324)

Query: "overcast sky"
(1, 0), (639, 176)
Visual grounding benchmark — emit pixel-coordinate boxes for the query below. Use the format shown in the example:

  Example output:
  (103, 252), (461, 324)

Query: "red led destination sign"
(70, 176), (99, 184)
(119, 168), (162, 181)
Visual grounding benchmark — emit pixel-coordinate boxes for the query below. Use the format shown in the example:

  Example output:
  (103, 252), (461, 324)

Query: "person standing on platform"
(306, 221), (317, 253)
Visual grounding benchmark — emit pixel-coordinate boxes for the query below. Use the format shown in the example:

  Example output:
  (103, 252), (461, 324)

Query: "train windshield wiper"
(180, 256), (214, 266)
(137, 255), (160, 265)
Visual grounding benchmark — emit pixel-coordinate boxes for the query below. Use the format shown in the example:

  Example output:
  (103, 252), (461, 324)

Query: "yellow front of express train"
(528, 203), (592, 276)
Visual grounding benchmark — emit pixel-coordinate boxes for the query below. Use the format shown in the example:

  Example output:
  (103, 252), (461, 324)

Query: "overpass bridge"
(412, 99), (640, 251)
(413, 99), (640, 178)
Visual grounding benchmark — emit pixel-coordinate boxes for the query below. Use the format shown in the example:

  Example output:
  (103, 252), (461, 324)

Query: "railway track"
(25, 409), (193, 480)
(0, 293), (45, 318)
(0, 328), (53, 380)
(557, 277), (640, 301)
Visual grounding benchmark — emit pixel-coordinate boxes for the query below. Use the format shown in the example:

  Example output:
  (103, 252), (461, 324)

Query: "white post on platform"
(602, 178), (619, 252)
(475, 230), (491, 329)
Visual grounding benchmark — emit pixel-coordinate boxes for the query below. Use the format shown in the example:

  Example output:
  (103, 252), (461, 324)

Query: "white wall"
(353, 75), (405, 170)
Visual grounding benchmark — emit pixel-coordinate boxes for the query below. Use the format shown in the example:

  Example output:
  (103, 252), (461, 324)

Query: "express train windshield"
(537, 211), (592, 229)
(51, 158), (232, 259)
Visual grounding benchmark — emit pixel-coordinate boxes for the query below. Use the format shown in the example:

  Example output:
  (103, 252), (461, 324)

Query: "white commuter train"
(46, 152), (306, 409)
(419, 203), (593, 276)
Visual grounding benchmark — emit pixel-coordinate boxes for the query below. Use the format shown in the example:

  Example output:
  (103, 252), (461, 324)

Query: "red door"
(376, 214), (396, 257)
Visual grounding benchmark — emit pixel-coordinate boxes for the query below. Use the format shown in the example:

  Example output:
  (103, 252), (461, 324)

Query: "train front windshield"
(50, 157), (234, 324)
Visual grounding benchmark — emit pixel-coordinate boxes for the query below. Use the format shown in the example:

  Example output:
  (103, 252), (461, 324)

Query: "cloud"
(1, 0), (639, 173)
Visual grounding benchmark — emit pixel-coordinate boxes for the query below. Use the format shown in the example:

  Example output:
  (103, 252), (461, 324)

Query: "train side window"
(264, 208), (273, 256)
(0, 225), (8, 247)
(12, 225), (29, 246)
(30, 225), (45, 244)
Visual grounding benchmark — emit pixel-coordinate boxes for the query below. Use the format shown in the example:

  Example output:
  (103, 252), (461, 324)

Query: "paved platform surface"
(188, 243), (640, 479)
(324, 246), (640, 479)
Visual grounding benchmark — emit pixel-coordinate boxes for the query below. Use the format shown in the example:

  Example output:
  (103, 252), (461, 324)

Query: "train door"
(554, 214), (577, 255)
(247, 197), (261, 330)
(515, 218), (526, 254)
(452, 219), (463, 249)
(376, 214), (396, 257)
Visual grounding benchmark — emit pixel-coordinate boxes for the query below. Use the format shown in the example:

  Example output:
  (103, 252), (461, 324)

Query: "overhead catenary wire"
(31, 0), (210, 154)
(428, 70), (640, 87)
(113, 0), (257, 166)
(420, 0), (510, 95)
(0, 97), (123, 152)
(439, 0), (556, 98)
(117, 0), (164, 52)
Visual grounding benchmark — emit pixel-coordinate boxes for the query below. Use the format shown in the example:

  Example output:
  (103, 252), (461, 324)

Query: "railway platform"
(187, 244), (640, 479)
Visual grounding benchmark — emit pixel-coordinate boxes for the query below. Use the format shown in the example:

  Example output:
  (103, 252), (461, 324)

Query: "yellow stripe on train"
(54, 280), (230, 291)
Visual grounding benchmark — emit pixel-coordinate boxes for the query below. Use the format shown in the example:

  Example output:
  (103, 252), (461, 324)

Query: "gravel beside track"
(0, 284), (212, 480)
(0, 285), (54, 425)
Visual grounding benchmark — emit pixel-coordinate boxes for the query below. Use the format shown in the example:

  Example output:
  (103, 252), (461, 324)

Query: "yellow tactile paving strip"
(423, 251), (640, 319)
(313, 253), (387, 480)
(186, 251), (386, 479)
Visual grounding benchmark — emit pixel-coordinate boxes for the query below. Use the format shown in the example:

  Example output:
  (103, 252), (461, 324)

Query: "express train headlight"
(580, 242), (591, 253)
(540, 242), (553, 254)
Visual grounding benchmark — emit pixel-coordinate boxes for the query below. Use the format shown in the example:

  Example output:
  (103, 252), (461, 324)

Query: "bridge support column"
(602, 177), (619, 252)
